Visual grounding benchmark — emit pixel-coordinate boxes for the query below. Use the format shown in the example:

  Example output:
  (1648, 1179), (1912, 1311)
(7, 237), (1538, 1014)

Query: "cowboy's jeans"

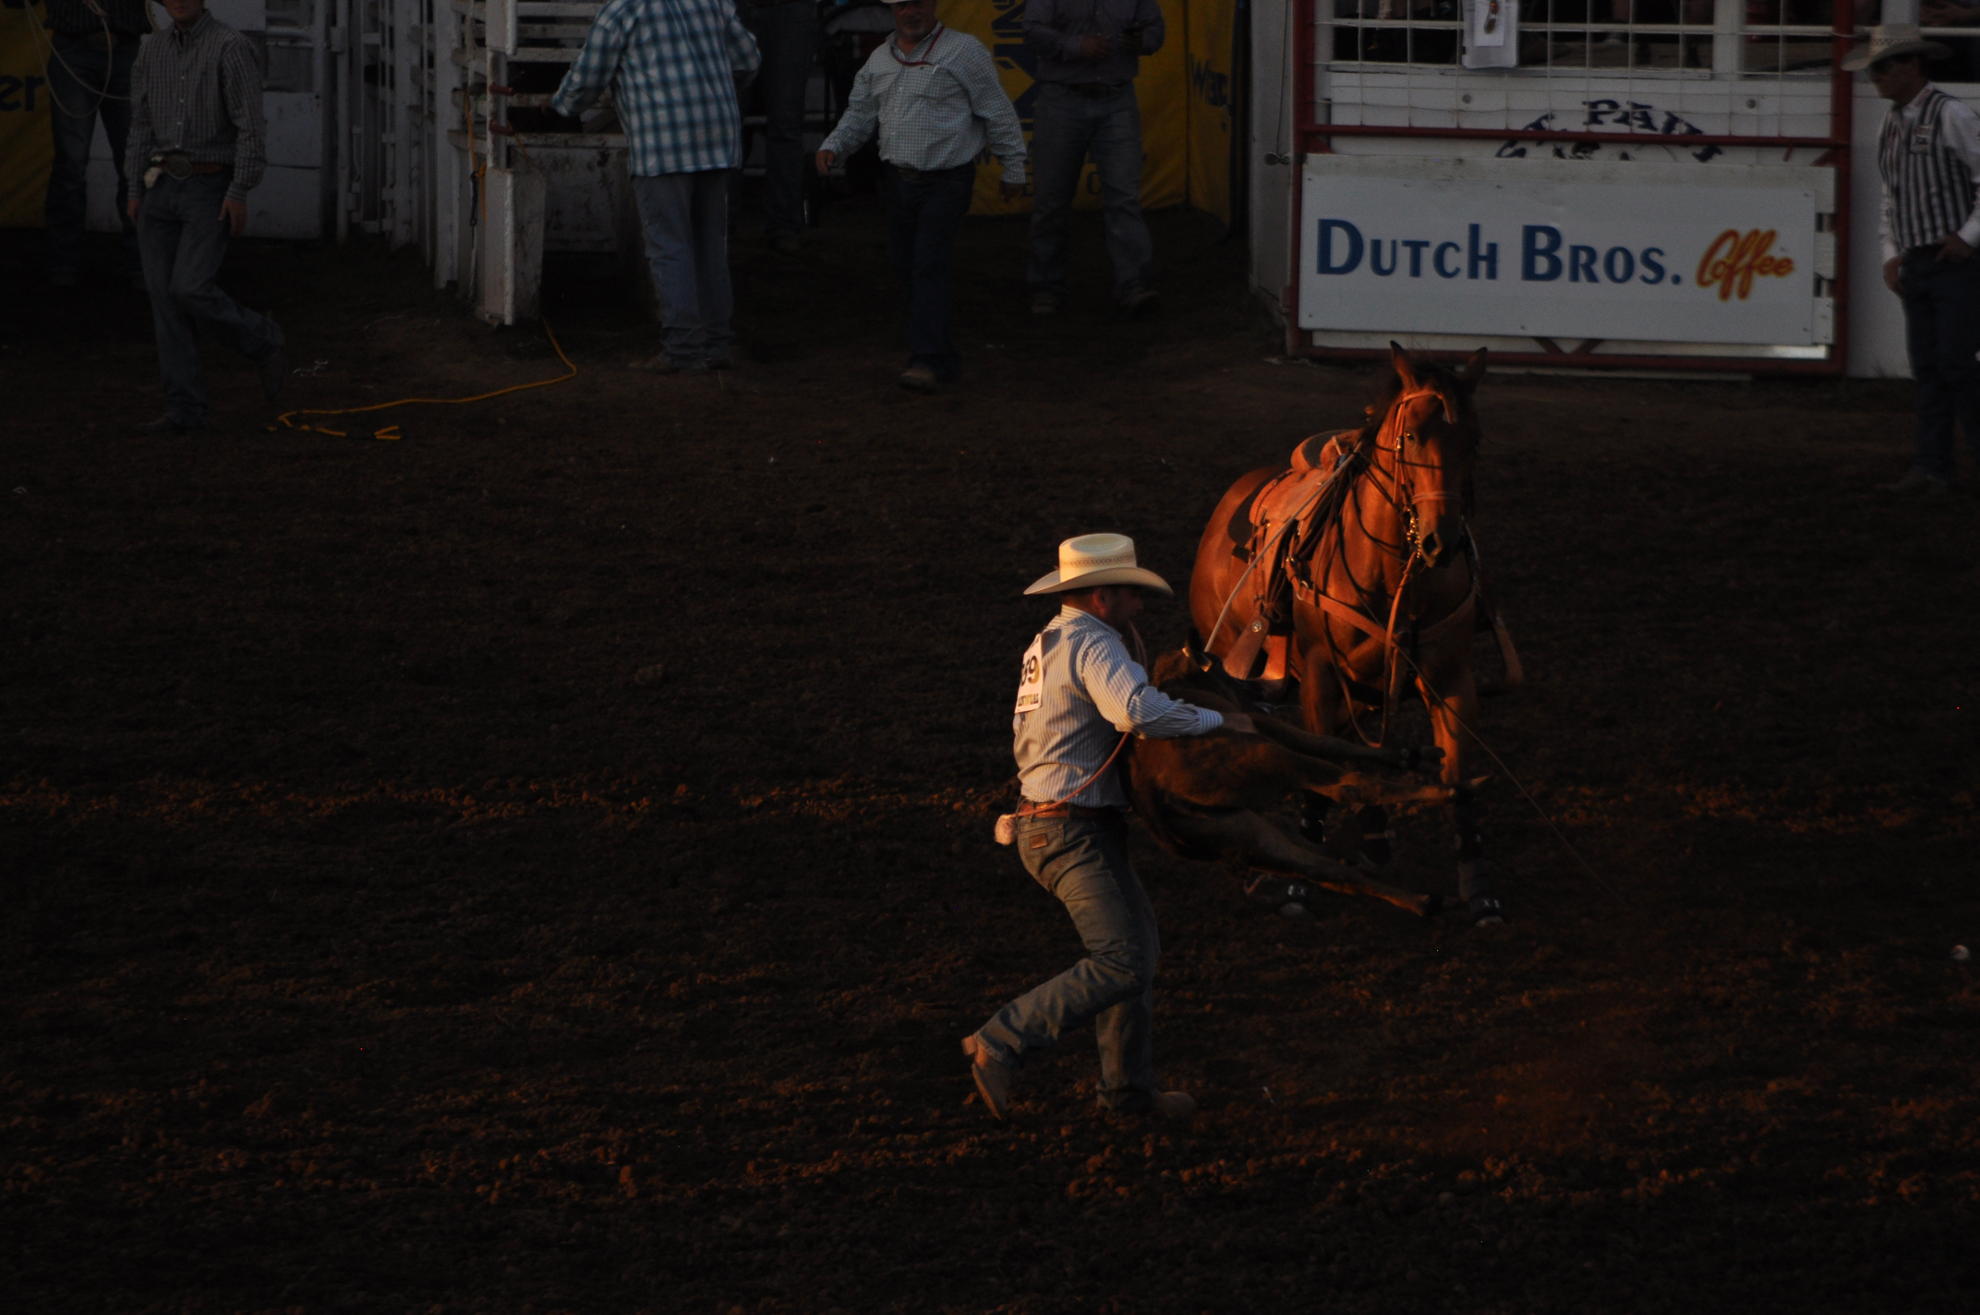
(137, 173), (284, 426)
(1025, 82), (1155, 303)
(1898, 248), (1980, 481)
(45, 31), (140, 281)
(633, 170), (737, 366)
(741, 0), (818, 239)
(974, 811), (1161, 1110)
(882, 162), (974, 380)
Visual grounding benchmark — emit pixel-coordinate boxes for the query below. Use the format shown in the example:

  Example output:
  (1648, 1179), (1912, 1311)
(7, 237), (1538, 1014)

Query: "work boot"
(259, 342), (288, 405)
(898, 363), (941, 393)
(1150, 1090), (1197, 1122)
(962, 1035), (1014, 1120)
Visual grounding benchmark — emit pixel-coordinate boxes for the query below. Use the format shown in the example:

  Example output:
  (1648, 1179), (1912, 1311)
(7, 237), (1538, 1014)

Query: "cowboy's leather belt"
(1015, 801), (1121, 819)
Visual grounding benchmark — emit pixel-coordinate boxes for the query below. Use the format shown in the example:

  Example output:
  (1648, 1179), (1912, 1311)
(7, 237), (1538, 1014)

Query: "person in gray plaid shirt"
(553, 0), (760, 373)
(124, 0), (286, 436)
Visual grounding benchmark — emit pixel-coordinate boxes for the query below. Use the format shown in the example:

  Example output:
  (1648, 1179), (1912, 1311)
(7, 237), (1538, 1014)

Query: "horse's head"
(1369, 342), (1488, 569)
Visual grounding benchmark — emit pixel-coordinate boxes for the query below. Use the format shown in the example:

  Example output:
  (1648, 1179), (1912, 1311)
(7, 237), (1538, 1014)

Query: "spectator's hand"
(1077, 33), (1112, 59)
(815, 148), (836, 176)
(1884, 255), (1903, 293)
(1939, 232), (1974, 263)
(220, 198), (247, 237)
(1219, 712), (1257, 737)
(127, 196), (141, 222)
(999, 179), (1022, 201)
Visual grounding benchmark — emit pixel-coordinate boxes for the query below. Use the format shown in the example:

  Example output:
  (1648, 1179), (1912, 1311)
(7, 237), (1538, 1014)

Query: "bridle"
(1360, 381), (1470, 566)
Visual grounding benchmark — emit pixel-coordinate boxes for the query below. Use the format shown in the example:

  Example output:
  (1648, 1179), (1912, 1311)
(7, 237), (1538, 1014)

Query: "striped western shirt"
(818, 24), (1027, 185)
(124, 11), (266, 202)
(1876, 83), (1980, 259)
(1012, 606), (1224, 808)
(550, 0), (760, 177)
(1023, 0), (1165, 87)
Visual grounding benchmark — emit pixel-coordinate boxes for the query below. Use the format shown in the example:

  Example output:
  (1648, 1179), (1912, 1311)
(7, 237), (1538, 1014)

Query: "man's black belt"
(151, 152), (231, 179)
(1054, 81), (1130, 98)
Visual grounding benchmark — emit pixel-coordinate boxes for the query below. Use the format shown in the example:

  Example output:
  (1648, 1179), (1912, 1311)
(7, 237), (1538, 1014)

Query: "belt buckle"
(159, 151), (195, 180)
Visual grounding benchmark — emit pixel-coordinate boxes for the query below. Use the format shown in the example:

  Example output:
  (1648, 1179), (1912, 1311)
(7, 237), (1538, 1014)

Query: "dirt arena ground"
(4, 195), (1978, 1313)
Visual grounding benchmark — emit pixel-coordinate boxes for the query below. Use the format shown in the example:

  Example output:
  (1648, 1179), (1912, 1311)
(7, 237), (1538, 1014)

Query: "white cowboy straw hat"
(1024, 533), (1175, 597)
(1842, 24), (1952, 71)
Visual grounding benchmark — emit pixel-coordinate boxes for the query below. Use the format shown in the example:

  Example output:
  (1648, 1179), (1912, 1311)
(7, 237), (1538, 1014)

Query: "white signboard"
(1299, 155), (1829, 347)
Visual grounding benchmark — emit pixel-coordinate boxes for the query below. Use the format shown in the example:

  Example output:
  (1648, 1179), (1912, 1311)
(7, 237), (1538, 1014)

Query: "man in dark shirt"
(41, 0), (152, 288)
(1023, 0), (1165, 318)
(124, 0), (286, 435)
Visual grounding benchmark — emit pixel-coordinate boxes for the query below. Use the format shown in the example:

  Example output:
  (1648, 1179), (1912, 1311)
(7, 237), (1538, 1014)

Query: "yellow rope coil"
(270, 318), (578, 442)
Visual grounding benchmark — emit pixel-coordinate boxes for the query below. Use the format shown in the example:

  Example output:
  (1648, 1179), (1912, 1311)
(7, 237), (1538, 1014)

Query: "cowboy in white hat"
(962, 533), (1252, 1122)
(1846, 22), (1980, 494)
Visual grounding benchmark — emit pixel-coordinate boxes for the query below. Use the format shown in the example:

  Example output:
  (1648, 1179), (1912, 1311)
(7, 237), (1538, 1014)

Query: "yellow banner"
(1184, 0), (1236, 227)
(948, 0), (1190, 217)
(1, 0), (55, 228)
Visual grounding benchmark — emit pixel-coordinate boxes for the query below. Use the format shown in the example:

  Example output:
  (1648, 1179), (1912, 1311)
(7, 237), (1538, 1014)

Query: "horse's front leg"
(1295, 643), (1338, 847)
(1423, 666), (1503, 925)
(1296, 639), (1397, 868)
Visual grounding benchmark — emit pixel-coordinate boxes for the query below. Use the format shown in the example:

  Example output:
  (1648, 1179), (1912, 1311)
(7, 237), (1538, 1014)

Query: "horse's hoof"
(1467, 894), (1506, 926)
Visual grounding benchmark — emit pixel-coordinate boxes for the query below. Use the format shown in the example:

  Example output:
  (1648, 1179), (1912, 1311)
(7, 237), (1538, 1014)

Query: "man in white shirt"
(1847, 24), (1980, 494)
(963, 534), (1252, 1122)
(815, 0), (1026, 392)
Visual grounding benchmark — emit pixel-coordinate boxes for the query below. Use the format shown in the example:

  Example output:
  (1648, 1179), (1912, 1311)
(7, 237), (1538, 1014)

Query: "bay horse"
(1187, 343), (1507, 924)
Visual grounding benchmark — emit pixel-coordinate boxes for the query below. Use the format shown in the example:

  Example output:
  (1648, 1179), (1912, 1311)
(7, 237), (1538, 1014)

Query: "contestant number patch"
(1013, 635), (1044, 714)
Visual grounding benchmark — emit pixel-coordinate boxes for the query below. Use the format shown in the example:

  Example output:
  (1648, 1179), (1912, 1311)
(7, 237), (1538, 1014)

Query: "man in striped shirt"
(815, 0), (1026, 392)
(552, 0), (760, 373)
(124, 0), (285, 435)
(1848, 24), (1980, 495)
(963, 534), (1253, 1122)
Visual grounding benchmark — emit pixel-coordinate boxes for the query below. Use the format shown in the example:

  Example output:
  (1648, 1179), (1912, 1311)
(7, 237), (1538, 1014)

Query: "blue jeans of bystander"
(633, 170), (737, 367)
(1898, 248), (1980, 482)
(972, 811), (1162, 1111)
(136, 173), (284, 427)
(882, 162), (975, 381)
(1025, 82), (1155, 305)
(45, 31), (140, 282)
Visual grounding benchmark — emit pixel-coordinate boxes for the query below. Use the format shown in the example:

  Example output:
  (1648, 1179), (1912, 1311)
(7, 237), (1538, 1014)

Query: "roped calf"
(1123, 650), (1464, 919)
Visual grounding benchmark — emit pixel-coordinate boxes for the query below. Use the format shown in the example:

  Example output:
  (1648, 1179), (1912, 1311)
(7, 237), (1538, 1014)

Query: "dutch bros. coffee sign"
(1298, 155), (1827, 347)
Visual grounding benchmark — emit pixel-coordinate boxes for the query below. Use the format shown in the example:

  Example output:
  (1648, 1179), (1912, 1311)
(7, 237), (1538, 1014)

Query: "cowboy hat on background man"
(1841, 22), (1951, 72)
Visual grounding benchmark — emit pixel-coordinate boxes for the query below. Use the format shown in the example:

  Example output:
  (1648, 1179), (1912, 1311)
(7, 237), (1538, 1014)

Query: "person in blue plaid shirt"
(814, 0), (1026, 392)
(552, 0), (761, 373)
